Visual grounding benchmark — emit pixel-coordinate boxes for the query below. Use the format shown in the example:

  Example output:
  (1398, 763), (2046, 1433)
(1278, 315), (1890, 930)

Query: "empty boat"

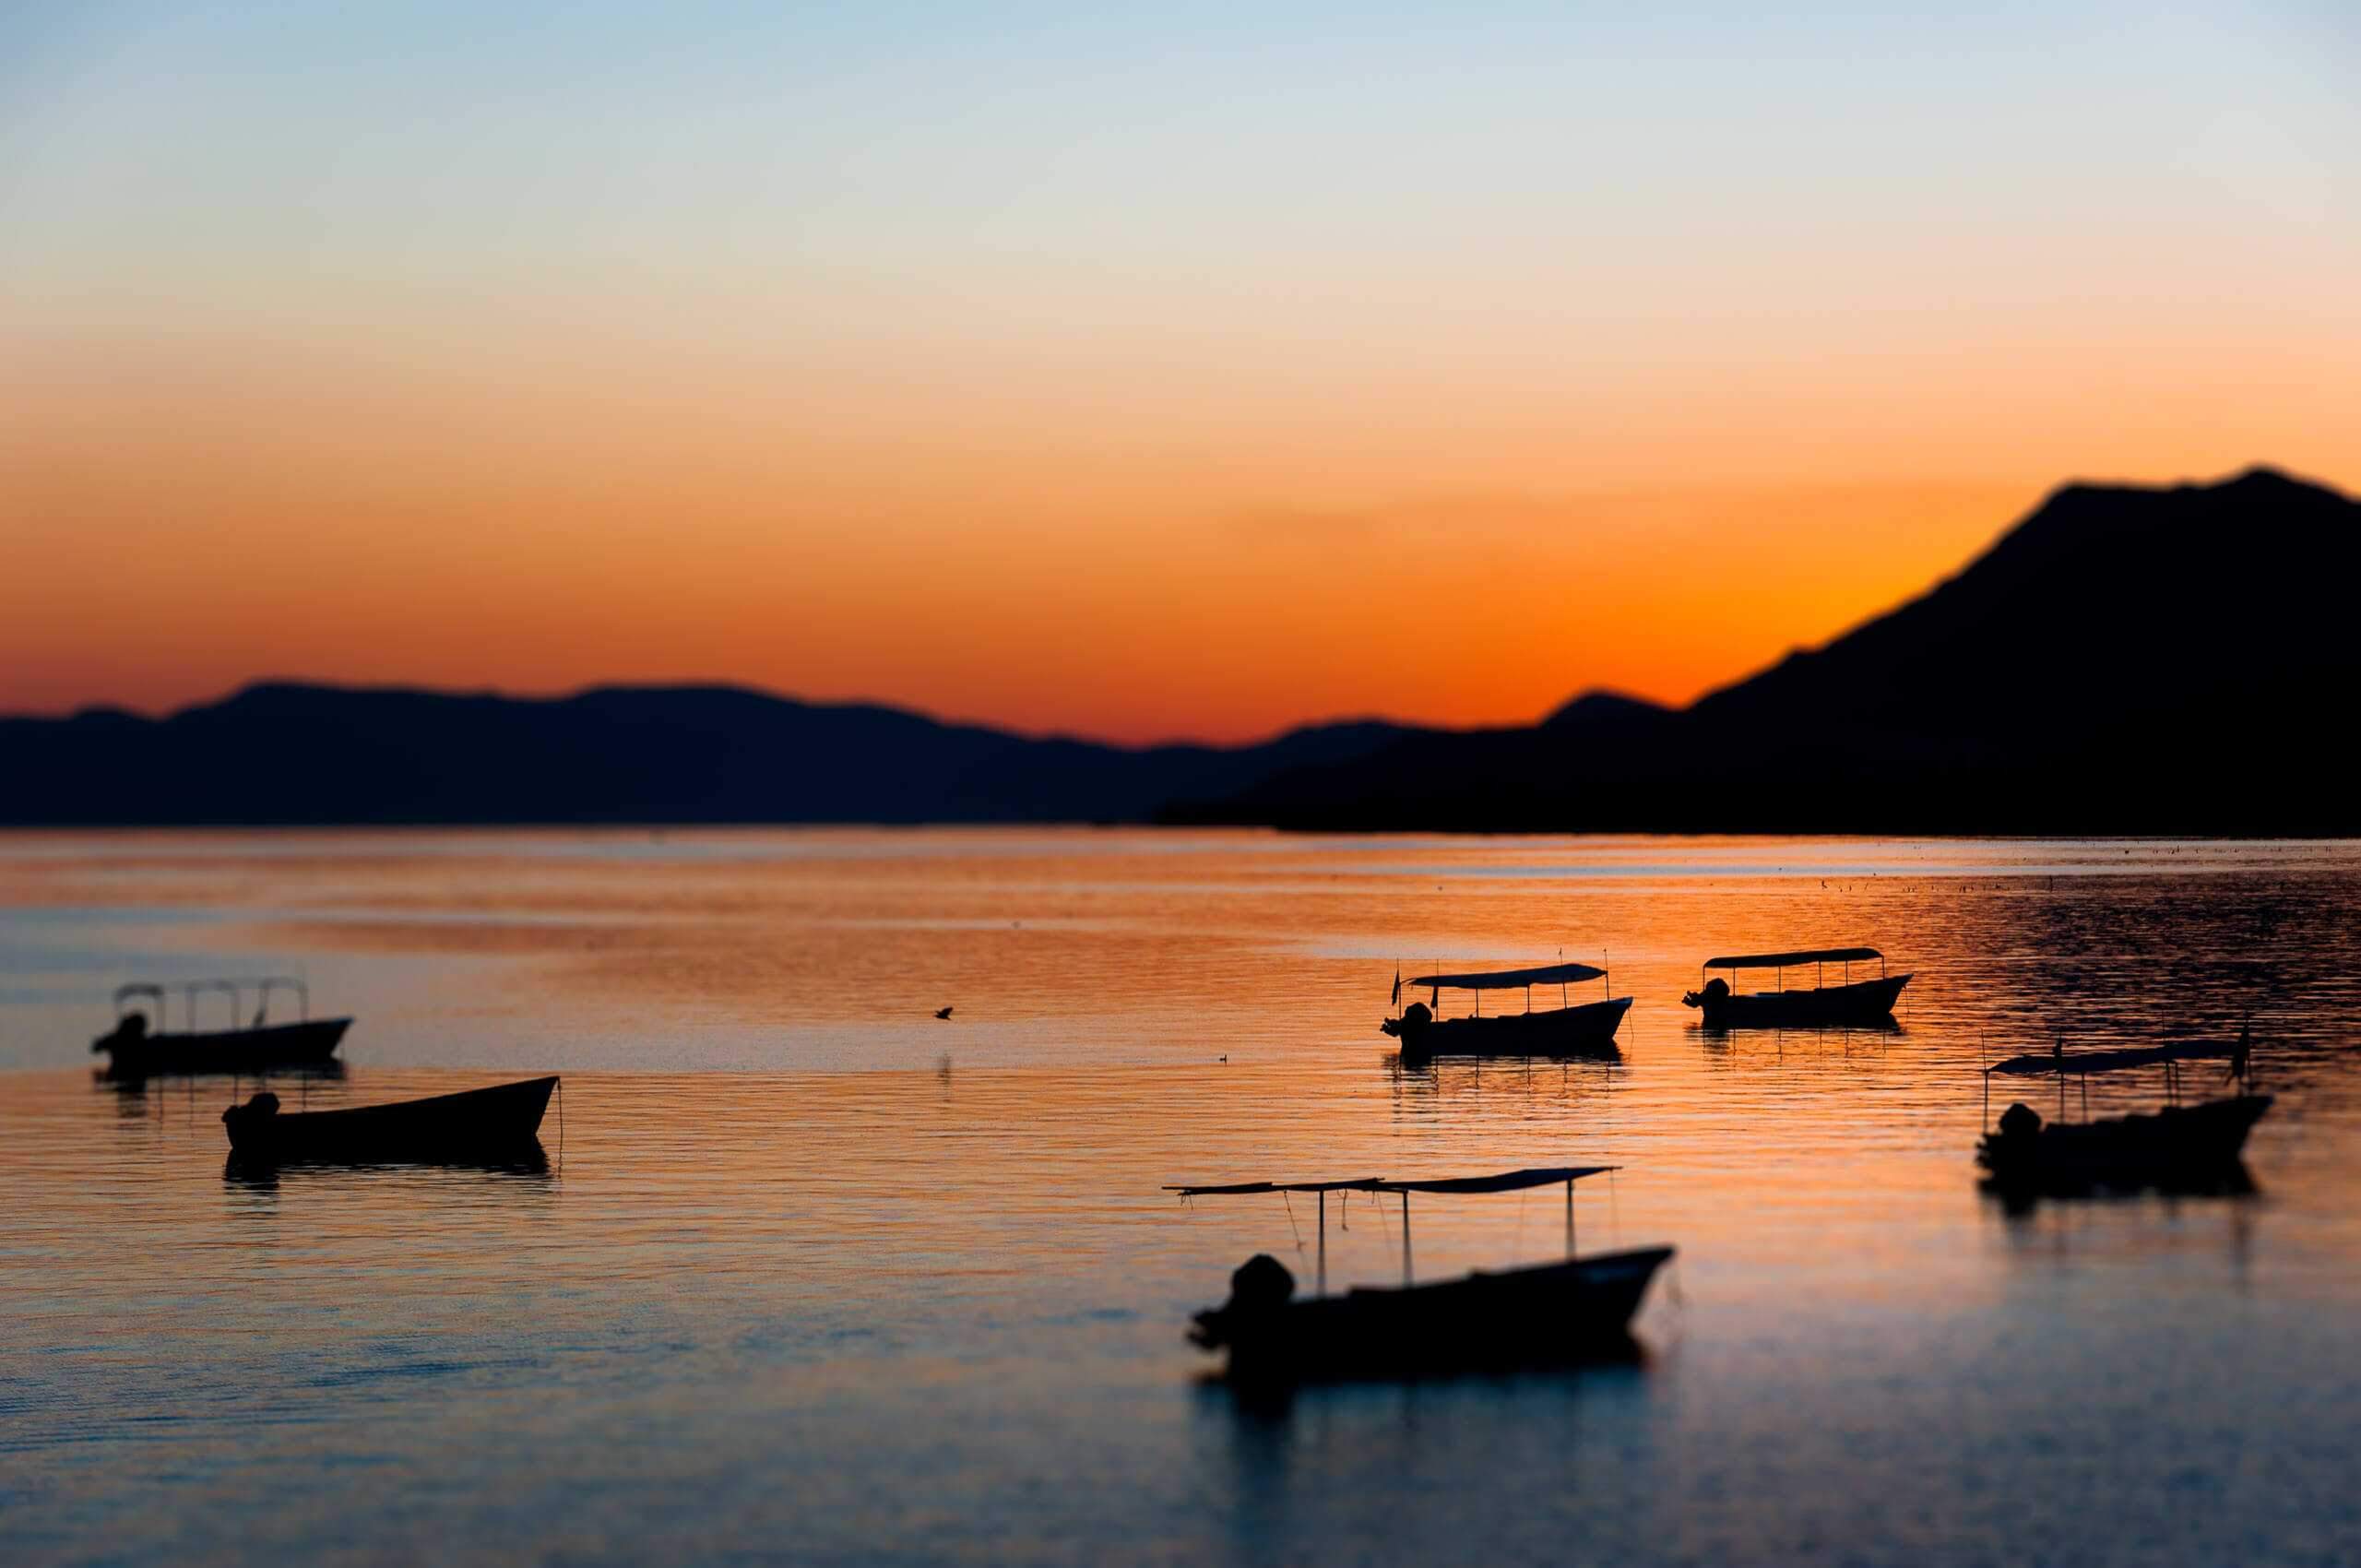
(1978, 1033), (2268, 1198)
(1382, 961), (1631, 1062)
(94, 979), (350, 1078)
(1681, 947), (1908, 1028)
(222, 1075), (557, 1164)
(1172, 1166), (1673, 1384)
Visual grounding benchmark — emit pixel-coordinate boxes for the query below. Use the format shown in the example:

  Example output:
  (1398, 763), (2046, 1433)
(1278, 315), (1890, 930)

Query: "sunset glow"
(5, 4), (2355, 742)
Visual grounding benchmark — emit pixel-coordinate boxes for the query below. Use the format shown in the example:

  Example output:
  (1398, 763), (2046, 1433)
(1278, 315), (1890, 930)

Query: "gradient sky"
(4, 3), (2355, 742)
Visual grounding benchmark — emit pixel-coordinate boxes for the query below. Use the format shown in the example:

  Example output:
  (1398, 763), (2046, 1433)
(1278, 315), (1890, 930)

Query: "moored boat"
(1681, 947), (1907, 1028)
(1171, 1167), (1673, 1384)
(1382, 961), (1631, 1062)
(94, 979), (350, 1078)
(1977, 1033), (2268, 1198)
(222, 1075), (557, 1164)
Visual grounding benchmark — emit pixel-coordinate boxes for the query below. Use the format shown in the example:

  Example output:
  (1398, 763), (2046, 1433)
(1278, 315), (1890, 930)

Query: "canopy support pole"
(1317, 1190), (1327, 1298)
(1564, 1177), (1575, 1258)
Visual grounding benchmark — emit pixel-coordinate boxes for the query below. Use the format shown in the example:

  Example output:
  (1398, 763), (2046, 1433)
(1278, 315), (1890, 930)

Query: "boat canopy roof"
(1988, 1040), (2233, 1077)
(1376, 1166), (1618, 1194)
(1165, 1177), (1389, 1196)
(1169, 1165), (1618, 1198)
(115, 977), (308, 1005)
(1407, 961), (1605, 991)
(1703, 947), (1880, 969)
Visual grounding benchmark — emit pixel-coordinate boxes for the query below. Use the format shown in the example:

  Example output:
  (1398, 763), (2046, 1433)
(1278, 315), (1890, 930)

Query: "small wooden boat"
(1171, 1167), (1674, 1384)
(1977, 1034), (2268, 1197)
(94, 979), (350, 1078)
(1382, 961), (1631, 1062)
(1681, 947), (1908, 1028)
(222, 1075), (557, 1163)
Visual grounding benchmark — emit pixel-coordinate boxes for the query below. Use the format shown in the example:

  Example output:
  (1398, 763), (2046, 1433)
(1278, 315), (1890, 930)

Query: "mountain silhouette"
(1170, 467), (2361, 833)
(0, 683), (1424, 826)
(4, 467), (2351, 831)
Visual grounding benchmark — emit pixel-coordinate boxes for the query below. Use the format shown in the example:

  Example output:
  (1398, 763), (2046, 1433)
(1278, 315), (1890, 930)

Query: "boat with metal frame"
(1170, 1165), (1673, 1383)
(1382, 960), (1631, 1062)
(1680, 947), (1908, 1028)
(93, 978), (350, 1078)
(1976, 1028), (2269, 1198)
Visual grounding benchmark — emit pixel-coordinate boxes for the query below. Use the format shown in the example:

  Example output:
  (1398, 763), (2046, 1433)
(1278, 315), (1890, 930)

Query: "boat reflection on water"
(1195, 1336), (1654, 1425)
(1986, 1158), (2260, 1222)
(96, 1059), (350, 1122)
(1693, 1016), (1904, 1063)
(98, 1058), (350, 1093)
(222, 1141), (553, 1194)
(1383, 1051), (1622, 1115)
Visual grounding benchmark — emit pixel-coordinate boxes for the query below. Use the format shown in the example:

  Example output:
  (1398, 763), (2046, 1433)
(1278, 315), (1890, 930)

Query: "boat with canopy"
(1169, 1165), (1673, 1383)
(92, 978), (350, 1078)
(1381, 960), (1631, 1062)
(1679, 947), (1908, 1029)
(1976, 1029), (2269, 1198)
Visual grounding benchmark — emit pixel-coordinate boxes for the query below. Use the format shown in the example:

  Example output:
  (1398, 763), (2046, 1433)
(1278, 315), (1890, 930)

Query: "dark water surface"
(4, 832), (2359, 1566)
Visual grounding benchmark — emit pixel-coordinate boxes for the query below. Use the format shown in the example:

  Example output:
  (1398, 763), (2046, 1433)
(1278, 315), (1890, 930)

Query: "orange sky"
(4, 316), (2356, 743)
(4, 6), (2355, 743)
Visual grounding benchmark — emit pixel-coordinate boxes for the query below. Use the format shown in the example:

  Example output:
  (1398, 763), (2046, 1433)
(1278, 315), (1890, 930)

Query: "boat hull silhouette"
(95, 1017), (350, 1078)
(1977, 1093), (2271, 1196)
(1684, 974), (1908, 1029)
(1383, 996), (1631, 1061)
(222, 1075), (557, 1164)
(1192, 1245), (1673, 1384)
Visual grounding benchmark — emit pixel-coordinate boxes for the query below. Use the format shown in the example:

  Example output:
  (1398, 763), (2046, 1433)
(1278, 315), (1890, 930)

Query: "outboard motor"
(1189, 1253), (1297, 1348)
(220, 1089), (281, 1137)
(1382, 1000), (1433, 1039)
(1681, 976), (1732, 1009)
(96, 1013), (150, 1052)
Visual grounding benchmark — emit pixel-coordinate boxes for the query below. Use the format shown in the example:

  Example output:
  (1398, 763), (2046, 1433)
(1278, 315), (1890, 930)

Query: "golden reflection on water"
(6, 831), (2361, 1563)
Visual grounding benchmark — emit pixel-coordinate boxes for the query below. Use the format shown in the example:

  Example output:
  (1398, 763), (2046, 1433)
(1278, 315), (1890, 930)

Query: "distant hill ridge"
(2, 466), (2352, 830)
(0, 681), (1430, 826)
(1171, 466), (2360, 832)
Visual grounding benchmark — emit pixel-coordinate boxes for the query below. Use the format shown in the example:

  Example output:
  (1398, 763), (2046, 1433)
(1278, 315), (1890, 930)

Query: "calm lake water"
(5, 831), (2359, 1566)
